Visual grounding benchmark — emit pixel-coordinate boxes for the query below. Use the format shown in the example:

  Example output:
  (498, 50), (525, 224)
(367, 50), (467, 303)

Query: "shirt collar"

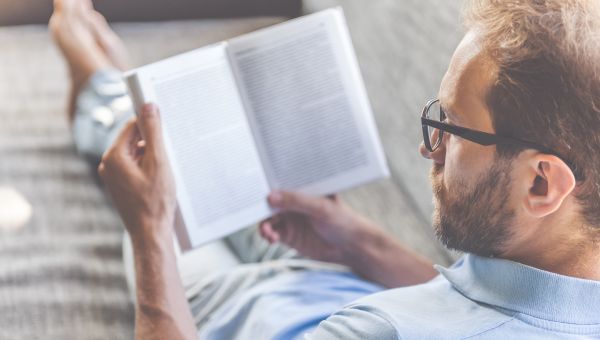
(435, 254), (600, 324)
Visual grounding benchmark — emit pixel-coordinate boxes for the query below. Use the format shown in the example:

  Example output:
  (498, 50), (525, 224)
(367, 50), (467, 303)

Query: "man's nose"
(419, 135), (445, 165)
(419, 142), (431, 159)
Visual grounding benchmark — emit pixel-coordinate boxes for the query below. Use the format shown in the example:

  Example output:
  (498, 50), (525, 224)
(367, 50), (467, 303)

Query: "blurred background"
(0, 0), (463, 338)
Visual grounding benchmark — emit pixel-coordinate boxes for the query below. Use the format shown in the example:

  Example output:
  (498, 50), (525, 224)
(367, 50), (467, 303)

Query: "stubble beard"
(430, 157), (515, 258)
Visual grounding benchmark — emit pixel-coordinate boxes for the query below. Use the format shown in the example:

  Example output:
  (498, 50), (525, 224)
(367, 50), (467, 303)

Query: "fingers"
(98, 119), (140, 179)
(267, 191), (333, 219)
(259, 220), (281, 244)
(136, 103), (167, 161)
(259, 214), (285, 243)
(112, 118), (140, 157)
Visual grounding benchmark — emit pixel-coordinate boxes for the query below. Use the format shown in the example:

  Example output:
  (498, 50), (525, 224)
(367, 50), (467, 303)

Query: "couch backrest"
(0, 0), (302, 26)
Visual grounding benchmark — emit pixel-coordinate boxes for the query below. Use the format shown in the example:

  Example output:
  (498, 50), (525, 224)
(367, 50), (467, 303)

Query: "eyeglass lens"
(426, 100), (445, 150)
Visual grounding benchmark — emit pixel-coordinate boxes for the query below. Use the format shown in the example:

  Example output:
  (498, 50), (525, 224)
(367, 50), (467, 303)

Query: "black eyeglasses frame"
(421, 99), (574, 170)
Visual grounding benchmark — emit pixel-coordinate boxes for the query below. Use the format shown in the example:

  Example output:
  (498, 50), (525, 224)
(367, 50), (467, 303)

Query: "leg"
(50, 0), (134, 160)
(50, 0), (112, 121)
(87, 11), (131, 72)
(50, 0), (241, 300)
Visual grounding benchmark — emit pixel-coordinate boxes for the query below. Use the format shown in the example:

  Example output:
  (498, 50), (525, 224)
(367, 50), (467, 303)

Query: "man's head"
(420, 0), (600, 259)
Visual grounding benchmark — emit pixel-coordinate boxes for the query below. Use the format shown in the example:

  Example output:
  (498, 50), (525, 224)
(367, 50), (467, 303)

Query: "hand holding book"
(259, 190), (439, 288)
(99, 103), (177, 244)
(260, 190), (378, 264)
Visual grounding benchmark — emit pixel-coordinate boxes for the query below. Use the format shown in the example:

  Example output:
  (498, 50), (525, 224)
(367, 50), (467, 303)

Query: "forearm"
(342, 225), (438, 288)
(131, 224), (197, 340)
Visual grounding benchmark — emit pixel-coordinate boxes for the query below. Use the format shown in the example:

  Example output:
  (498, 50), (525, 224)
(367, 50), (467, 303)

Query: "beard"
(431, 156), (515, 258)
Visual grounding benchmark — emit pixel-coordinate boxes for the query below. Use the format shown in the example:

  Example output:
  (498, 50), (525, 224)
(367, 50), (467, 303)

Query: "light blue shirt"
(308, 254), (600, 339)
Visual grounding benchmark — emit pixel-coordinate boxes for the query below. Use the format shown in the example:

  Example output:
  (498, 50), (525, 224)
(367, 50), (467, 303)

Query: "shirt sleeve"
(304, 306), (398, 340)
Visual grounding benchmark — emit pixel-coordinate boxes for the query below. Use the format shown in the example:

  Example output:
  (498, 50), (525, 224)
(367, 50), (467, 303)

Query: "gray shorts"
(72, 69), (134, 161)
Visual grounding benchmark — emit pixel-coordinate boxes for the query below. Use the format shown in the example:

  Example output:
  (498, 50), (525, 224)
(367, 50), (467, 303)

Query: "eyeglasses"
(421, 99), (571, 166)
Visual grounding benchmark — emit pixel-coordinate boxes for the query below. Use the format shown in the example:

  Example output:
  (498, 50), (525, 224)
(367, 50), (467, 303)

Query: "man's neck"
(530, 246), (600, 281)
(504, 219), (600, 281)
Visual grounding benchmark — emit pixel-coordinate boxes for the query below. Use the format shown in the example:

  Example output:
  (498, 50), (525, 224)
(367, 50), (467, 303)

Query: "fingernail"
(269, 191), (283, 206)
(142, 103), (156, 115)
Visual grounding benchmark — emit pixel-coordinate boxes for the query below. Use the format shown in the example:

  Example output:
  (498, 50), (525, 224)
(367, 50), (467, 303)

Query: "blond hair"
(464, 0), (600, 227)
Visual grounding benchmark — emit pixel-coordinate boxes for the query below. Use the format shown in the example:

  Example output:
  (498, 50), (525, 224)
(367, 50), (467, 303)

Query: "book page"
(128, 44), (271, 247)
(229, 8), (389, 195)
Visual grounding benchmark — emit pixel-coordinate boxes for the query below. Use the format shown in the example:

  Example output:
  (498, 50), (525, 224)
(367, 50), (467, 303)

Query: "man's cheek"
(441, 158), (458, 191)
(444, 142), (476, 179)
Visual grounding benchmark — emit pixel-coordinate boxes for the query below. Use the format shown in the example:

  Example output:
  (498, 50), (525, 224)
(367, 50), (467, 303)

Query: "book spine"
(124, 73), (145, 117)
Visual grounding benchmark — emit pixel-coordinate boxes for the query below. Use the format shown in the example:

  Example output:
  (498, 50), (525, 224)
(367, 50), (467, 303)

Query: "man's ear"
(523, 154), (576, 218)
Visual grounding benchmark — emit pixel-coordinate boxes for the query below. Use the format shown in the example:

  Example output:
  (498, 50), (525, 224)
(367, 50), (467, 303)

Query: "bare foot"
(50, 0), (111, 121)
(88, 11), (131, 71)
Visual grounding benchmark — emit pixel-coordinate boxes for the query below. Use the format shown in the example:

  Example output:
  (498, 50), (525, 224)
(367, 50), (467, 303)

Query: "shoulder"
(306, 275), (515, 340)
(305, 305), (398, 340)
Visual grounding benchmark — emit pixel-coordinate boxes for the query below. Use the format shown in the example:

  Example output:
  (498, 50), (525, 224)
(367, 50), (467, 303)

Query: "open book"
(125, 8), (389, 250)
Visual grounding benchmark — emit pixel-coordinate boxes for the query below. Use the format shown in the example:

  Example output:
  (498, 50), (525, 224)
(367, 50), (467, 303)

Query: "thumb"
(268, 191), (332, 219)
(137, 103), (166, 159)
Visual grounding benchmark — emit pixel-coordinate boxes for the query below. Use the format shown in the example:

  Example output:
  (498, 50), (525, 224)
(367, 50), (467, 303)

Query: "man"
(51, 0), (600, 338)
